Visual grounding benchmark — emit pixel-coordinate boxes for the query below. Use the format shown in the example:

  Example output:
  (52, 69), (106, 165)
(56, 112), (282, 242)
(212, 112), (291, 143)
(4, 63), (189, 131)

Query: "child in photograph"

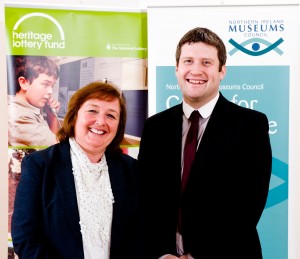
(8, 56), (61, 147)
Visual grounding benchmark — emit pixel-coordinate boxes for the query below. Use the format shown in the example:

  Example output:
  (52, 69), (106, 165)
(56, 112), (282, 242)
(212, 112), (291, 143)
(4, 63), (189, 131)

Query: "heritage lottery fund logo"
(228, 18), (284, 56)
(12, 12), (65, 50)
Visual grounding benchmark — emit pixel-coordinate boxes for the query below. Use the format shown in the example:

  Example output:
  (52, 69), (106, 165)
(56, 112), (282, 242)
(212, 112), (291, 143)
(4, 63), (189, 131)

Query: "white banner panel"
(148, 4), (300, 259)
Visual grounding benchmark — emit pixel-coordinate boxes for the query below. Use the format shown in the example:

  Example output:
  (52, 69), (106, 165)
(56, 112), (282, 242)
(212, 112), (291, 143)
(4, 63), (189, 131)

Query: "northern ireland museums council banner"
(5, 5), (147, 256)
(147, 3), (300, 259)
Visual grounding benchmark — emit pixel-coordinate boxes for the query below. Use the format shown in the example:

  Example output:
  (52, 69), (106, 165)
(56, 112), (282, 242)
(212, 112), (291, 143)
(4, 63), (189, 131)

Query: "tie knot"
(189, 110), (200, 124)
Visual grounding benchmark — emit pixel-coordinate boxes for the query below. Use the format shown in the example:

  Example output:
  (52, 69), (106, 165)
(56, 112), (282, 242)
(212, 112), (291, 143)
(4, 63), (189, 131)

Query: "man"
(8, 55), (61, 147)
(138, 27), (272, 259)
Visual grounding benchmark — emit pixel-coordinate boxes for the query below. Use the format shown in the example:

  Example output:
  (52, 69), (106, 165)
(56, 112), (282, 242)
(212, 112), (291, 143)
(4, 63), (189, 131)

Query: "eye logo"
(228, 37), (284, 56)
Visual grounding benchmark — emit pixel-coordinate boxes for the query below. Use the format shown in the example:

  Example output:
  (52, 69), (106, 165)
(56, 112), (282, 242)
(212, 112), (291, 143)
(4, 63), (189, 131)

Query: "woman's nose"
(95, 114), (105, 125)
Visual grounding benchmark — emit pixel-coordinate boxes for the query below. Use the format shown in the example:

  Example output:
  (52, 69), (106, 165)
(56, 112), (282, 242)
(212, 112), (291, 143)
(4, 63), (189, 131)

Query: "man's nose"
(191, 63), (204, 74)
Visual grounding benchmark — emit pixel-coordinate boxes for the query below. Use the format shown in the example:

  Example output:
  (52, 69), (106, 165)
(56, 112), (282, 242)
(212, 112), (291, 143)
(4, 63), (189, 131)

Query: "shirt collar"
(182, 92), (219, 119)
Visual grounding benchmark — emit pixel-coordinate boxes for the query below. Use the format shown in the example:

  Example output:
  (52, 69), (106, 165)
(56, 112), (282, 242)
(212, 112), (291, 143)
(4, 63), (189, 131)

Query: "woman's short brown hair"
(56, 81), (126, 153)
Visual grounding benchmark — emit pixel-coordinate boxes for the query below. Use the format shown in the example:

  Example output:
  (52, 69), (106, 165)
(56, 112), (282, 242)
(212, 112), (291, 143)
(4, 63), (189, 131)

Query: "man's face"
(175, 42), (226, 109)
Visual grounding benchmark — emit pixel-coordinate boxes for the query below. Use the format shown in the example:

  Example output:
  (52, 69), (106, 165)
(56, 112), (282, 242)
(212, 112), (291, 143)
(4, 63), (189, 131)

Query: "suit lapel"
(54, 141), (82, 243)
(196, 93), (230, 163)
(171, 104), (185, 163)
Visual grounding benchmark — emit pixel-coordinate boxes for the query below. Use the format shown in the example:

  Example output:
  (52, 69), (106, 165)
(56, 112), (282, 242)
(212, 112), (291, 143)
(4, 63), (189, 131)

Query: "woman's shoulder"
(106, 151), (137, 168)
(22, 140), (69, 162)
(109, 151), (136, 161)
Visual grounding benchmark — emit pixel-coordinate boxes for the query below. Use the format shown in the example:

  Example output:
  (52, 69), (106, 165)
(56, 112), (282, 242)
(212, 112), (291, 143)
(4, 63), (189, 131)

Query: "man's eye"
(184, 60), (192, 64)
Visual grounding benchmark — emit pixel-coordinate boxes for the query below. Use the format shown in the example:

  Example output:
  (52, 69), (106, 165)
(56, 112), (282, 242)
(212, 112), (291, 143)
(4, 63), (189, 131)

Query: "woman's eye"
(107, 114), (116, 119)
(88, 109), (98, 114)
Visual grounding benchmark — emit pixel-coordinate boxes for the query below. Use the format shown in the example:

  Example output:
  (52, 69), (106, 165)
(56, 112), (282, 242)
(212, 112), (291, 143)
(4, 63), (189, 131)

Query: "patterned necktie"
(181, 110), (200, 192)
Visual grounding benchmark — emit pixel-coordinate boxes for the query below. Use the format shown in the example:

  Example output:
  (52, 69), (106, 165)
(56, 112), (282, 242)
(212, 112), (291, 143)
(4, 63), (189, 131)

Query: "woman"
(12, 82), (143, 259)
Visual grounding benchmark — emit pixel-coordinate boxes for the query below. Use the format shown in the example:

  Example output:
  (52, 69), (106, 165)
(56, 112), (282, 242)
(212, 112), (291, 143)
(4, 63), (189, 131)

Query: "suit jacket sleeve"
(12, 151), (49, 258)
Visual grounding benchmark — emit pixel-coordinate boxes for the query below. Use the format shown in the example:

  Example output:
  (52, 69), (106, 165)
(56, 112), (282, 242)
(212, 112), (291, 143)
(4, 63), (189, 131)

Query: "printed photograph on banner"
(7, 55), (61, 148)
(7, 55), (148, 148)
(52, 55), (148, 147)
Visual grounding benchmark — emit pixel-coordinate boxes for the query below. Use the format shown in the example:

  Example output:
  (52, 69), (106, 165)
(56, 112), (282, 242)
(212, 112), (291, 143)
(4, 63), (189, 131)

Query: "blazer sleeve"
(11, 153), (49, 258)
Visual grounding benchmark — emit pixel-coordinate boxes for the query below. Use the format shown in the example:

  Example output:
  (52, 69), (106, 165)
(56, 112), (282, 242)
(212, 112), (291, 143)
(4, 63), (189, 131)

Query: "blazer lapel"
(105, 153), (124, 246)
(54, 141), (82, 243)
(105, 153), (123, 216)
(197, 93), (230, 158)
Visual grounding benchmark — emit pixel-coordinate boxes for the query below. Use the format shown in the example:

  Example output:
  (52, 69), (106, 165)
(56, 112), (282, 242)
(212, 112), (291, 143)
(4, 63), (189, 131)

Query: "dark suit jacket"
(138, 93), (272, 259)
(12, 140), (143, 259)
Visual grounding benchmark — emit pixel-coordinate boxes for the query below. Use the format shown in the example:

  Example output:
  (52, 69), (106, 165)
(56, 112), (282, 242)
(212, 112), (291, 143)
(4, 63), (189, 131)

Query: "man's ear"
(18, 76), (29, 90)
(220, 65), (226, 80)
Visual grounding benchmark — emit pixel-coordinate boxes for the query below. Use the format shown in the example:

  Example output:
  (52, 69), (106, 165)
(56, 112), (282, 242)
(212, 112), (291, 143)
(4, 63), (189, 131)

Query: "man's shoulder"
(107, 151), (137, 163)
(220, 94), (267, 117)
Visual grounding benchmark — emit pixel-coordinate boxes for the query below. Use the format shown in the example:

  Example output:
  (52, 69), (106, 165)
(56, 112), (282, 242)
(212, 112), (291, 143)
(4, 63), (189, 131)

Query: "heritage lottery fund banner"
(148, 4), (299, 259)
(5, 7), (147, 57)
(5, 5), (147, 254)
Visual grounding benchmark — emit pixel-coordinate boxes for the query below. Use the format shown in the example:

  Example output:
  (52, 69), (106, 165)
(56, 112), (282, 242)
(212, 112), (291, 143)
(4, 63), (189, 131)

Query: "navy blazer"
(138, 93), (272, 259)
(12, 140), (143, 259)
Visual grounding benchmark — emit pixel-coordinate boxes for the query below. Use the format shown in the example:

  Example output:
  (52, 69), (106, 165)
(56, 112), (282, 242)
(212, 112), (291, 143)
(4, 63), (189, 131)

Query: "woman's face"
(74, 98), (120, 160)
